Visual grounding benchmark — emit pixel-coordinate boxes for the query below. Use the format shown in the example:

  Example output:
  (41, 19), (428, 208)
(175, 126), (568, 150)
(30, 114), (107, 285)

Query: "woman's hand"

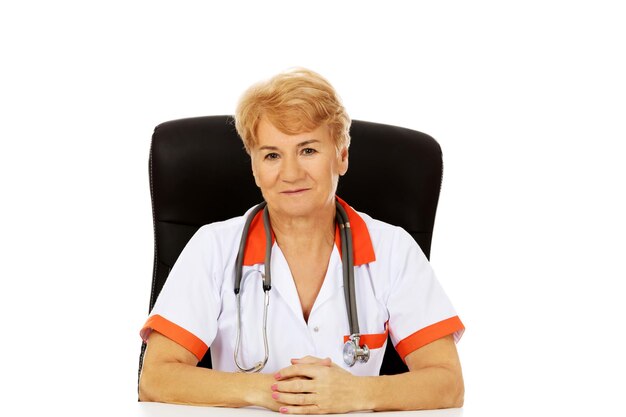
(270, 356), (370, 414)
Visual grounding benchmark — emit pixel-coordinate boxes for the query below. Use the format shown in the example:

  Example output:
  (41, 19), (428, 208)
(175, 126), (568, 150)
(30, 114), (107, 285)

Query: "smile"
(281, 188), (310, 195)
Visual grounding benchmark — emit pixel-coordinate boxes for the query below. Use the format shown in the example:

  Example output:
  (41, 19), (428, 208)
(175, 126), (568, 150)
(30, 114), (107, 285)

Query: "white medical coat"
(141, 199), (464, 376)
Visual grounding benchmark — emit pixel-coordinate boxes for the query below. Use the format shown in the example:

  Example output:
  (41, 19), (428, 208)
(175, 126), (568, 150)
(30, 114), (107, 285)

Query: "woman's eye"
(264, 153), (279, 160)
(302, 148), (317, 156)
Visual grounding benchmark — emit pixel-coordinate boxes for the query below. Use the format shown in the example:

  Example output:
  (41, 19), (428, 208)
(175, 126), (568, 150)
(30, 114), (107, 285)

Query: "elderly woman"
(139, 68), (465, 413)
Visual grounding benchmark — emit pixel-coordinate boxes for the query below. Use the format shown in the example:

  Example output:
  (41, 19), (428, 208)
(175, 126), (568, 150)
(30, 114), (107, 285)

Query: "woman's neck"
(268, 206), (336, 255)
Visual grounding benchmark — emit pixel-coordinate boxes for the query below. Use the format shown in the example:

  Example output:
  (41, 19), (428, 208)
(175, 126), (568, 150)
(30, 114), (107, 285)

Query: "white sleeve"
(140, 225), (222, 360)
(385, 227), (464, 360)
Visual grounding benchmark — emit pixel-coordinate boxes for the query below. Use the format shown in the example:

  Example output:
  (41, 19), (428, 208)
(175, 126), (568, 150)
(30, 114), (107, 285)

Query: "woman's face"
(250, 118), (348, 219)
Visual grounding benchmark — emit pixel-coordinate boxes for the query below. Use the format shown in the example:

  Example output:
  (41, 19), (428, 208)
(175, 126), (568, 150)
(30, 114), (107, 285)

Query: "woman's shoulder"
(354, 209), (423, 262)
(197, 214), (245, 235)
(192, 206), (257, 243)
(356, 210), (411, 243)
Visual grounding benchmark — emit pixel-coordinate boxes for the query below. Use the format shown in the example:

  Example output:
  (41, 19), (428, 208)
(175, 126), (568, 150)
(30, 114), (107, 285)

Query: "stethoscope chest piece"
(343, 334), (370, 366)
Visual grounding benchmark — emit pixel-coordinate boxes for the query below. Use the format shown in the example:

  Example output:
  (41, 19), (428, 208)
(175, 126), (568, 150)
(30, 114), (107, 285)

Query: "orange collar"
(242, 196), (376, 266)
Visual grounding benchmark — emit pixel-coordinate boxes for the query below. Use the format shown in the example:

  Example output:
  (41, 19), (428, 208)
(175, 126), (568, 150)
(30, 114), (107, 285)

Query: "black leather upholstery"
(139, 115), (442, 377)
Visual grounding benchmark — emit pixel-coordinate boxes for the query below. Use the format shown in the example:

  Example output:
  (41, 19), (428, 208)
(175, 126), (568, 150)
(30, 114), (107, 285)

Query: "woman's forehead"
(255, 119), (331, 147)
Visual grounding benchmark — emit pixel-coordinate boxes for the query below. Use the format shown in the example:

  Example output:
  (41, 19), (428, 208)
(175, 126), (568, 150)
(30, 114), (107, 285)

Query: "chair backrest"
(139, 115), (443, 377)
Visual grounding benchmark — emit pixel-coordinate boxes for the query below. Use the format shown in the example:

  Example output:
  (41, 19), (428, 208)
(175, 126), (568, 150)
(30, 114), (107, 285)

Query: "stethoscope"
(233, 200), (370, 372)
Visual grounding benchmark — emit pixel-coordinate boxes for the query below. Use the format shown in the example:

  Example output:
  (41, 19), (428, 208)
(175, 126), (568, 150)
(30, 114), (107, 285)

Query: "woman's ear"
(338, 147), (349, 176)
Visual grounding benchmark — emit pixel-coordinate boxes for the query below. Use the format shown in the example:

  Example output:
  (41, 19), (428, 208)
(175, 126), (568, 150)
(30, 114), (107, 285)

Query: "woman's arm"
(272, 334), (464, 414)
(139, 331), (278, 410)
(365, 334), (464, 411)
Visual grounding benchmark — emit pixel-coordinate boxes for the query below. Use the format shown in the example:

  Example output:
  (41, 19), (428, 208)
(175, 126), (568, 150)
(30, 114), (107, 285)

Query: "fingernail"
(271, 383), (278, 391)
(274, 373), (281, 380)
(272, 392), (279, 400)
(279, 407), (288, 414)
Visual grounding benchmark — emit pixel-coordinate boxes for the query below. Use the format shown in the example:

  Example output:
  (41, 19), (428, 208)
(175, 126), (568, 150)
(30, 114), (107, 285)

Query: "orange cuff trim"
(343, 322), (389, 349)
(395, 316), (465, 360)
(141, 314), (208, 361)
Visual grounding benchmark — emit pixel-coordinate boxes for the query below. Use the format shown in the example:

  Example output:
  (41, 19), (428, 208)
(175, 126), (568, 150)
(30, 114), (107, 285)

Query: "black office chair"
(139, 115), (443, 381)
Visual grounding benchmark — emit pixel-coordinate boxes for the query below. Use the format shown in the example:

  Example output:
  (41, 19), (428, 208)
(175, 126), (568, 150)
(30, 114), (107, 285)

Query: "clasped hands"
(269, 355), (368, 414)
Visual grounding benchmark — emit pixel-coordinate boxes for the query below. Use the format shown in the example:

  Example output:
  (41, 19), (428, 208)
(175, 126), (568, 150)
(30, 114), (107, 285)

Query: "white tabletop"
(137, 402), (463, 416)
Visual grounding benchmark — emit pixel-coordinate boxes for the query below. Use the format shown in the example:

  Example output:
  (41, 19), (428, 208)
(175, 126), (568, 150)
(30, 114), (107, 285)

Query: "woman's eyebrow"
(258, 140), (320, 151)
(258, 145), (279, 151)
(296, 139), (320, 147)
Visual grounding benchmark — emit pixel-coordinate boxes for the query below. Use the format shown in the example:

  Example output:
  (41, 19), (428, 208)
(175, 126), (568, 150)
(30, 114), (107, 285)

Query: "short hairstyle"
(235, 68), (351, 154)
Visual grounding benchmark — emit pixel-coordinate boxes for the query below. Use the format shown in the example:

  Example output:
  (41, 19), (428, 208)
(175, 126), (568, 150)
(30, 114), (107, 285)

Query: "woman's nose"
(280, 155), (304, 182)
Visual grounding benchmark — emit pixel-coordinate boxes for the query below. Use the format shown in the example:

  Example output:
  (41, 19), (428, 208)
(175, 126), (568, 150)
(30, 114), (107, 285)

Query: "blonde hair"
(235, 68), (351, 154)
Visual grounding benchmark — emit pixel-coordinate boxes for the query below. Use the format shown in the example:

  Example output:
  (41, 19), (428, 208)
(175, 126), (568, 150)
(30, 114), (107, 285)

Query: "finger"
(290, 355), (321, 365)
(278, 405), (321, 415)
(275, 364), (321, 381)
(276, 376), (310, 383)
(290, 356), (332, 366)
(272, 391), (317, 407)
(273, 378), (314, 394)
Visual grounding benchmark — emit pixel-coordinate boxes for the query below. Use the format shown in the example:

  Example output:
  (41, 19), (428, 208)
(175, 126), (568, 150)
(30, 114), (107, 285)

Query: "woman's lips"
(281, 188), (310, 195)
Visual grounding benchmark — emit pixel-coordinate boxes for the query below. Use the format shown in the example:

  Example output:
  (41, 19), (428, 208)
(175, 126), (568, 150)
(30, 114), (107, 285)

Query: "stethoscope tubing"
(234, 201), (267, 295)
(335, 202), (360, 336)
(233, 201), (270, 373)
(233, 200), (366, 372)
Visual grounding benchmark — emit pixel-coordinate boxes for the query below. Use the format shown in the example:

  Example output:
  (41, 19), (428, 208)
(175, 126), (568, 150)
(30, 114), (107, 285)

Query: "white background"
(1, 1), (625, 416)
